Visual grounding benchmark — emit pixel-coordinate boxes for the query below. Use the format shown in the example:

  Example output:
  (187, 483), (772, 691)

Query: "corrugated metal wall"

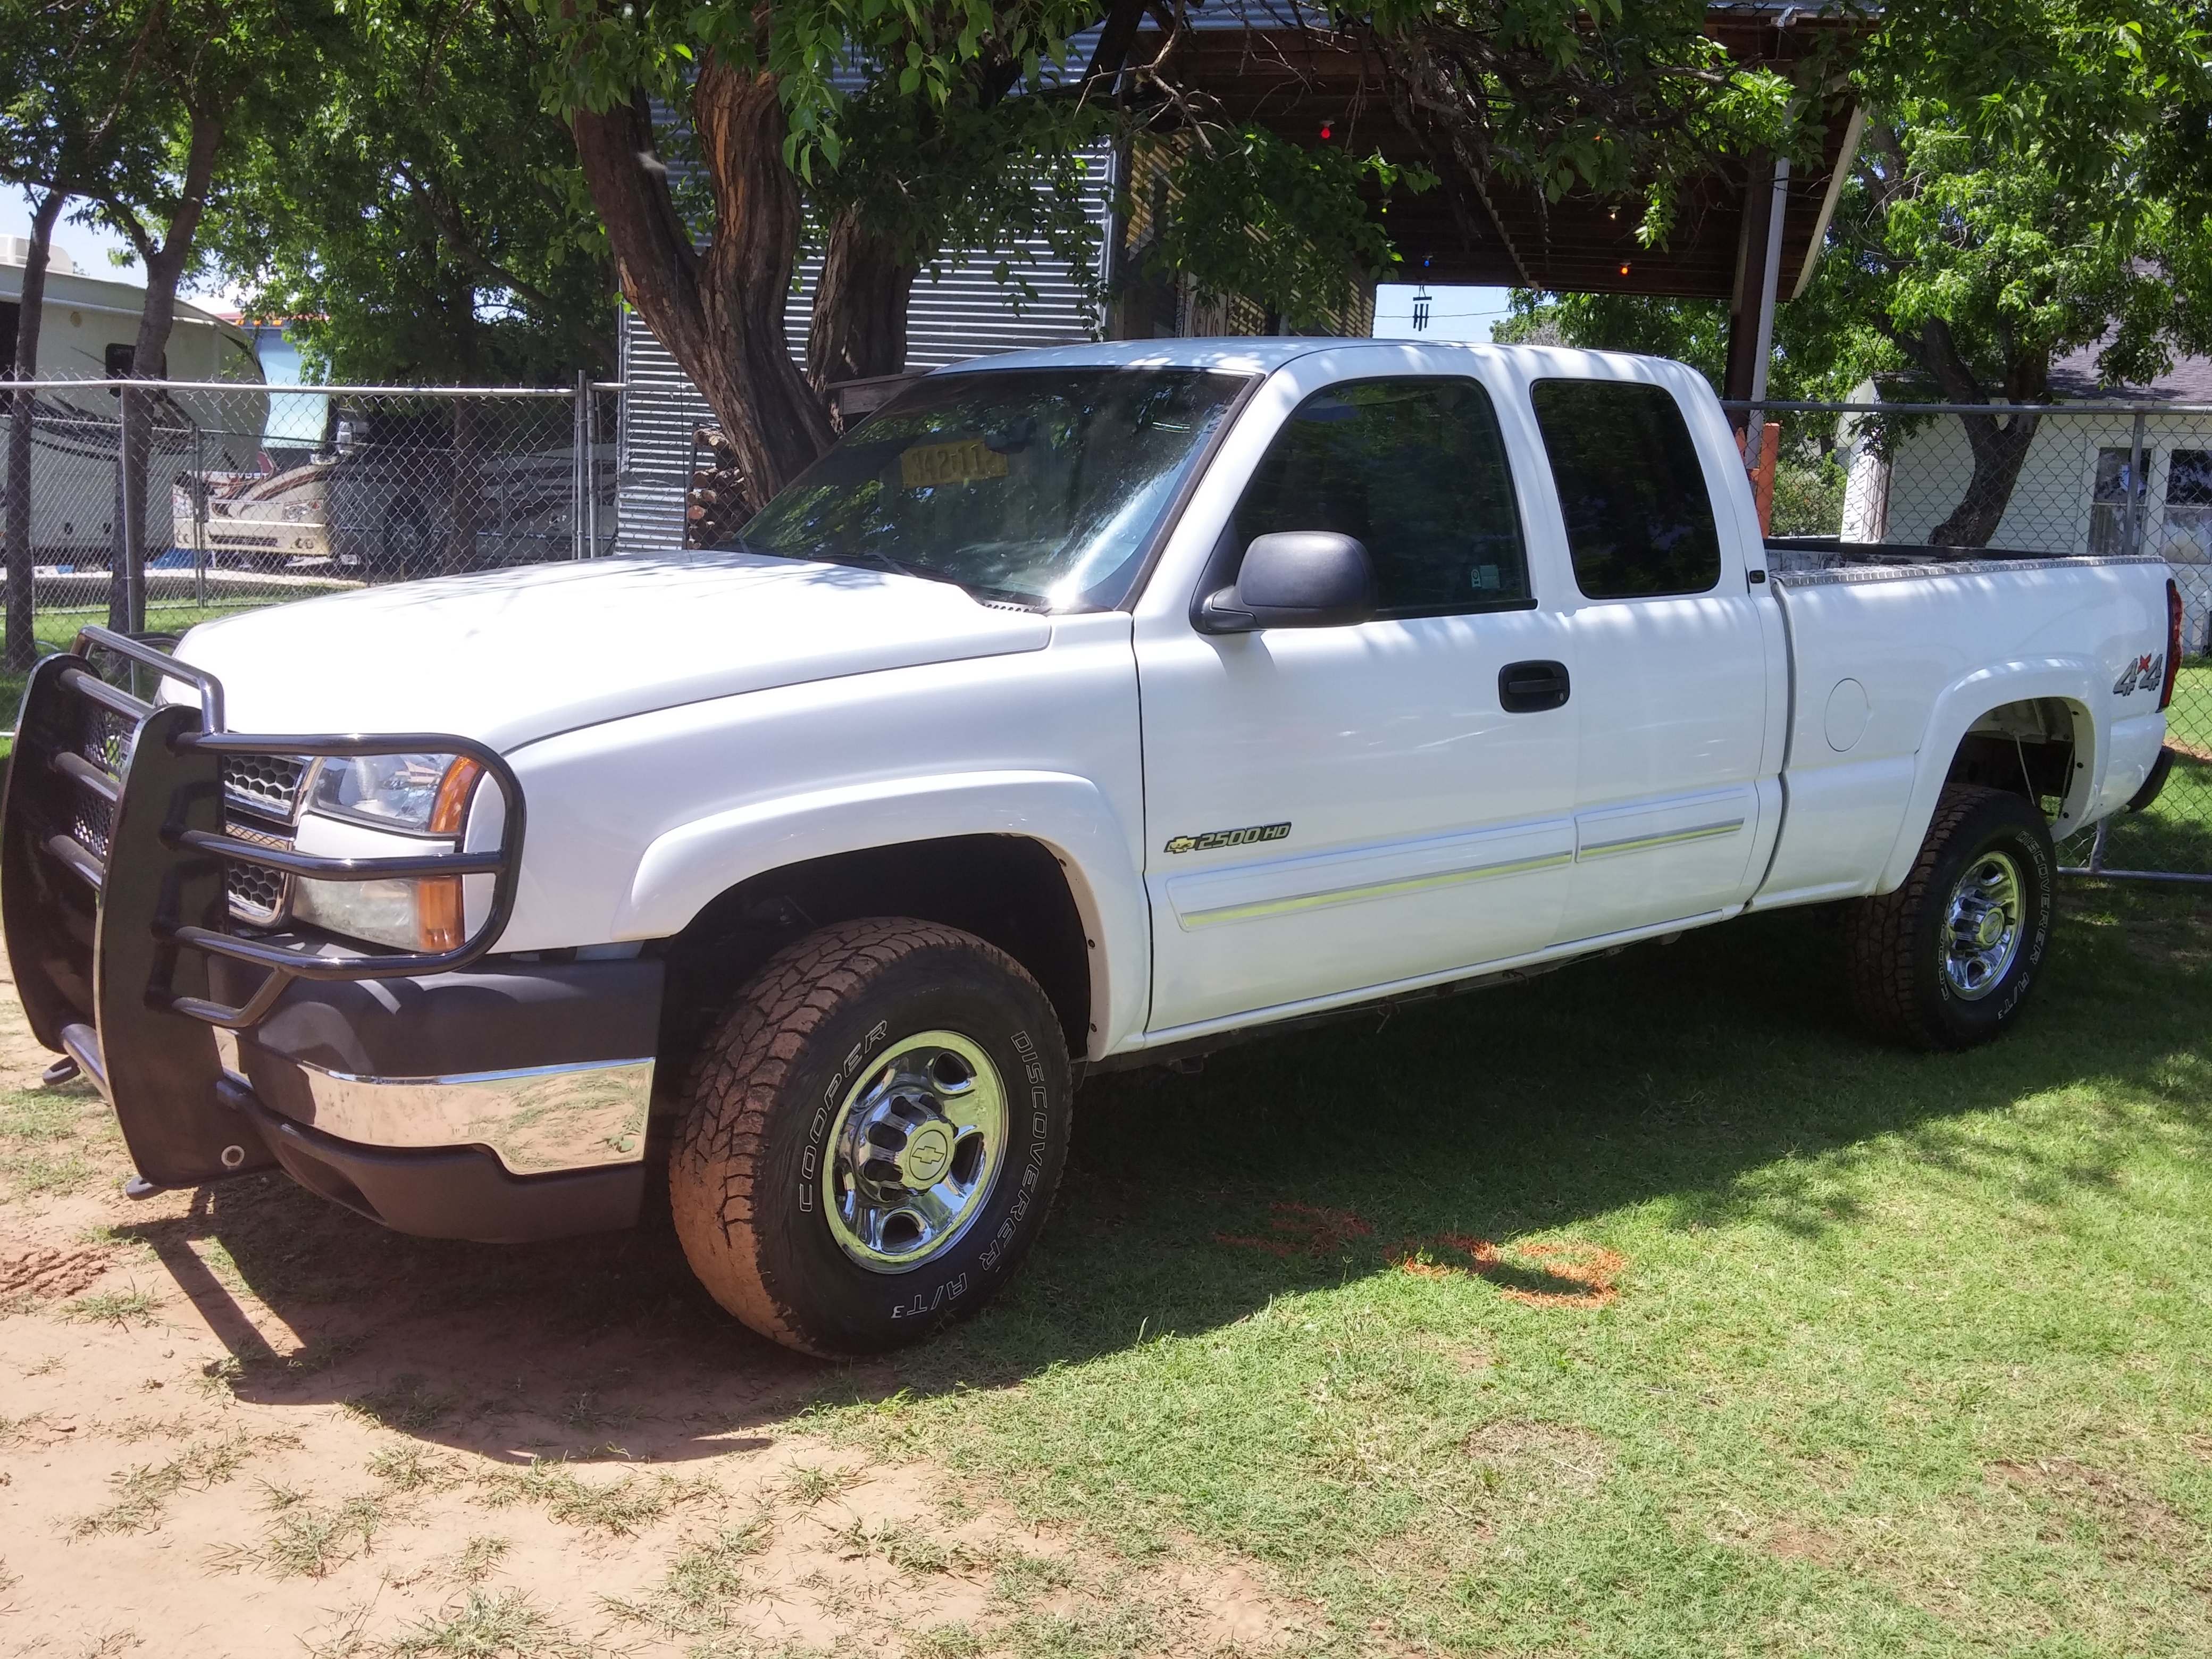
(617, 146), (1117, 552)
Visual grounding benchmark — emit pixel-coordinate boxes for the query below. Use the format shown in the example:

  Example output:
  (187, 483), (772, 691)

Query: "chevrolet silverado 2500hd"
(2, 340), (2182, 1356)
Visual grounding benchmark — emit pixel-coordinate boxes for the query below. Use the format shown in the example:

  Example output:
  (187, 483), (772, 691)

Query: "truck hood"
(175, 552), (1052, 750)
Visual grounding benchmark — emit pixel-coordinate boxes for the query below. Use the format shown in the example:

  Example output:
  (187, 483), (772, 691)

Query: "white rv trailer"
(1, 240), (266, 564)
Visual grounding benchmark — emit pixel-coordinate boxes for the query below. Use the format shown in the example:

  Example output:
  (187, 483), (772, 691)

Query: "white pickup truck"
(3, 340), (2181, 1357)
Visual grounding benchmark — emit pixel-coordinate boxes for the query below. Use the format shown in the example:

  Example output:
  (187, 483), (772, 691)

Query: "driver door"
(1135, 372), (1579, 1035)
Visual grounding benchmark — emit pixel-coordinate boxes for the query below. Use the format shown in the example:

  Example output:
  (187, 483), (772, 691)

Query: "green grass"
(794, 882), (2212, 1657)
(0, 1080), (107, 1197)
(73, 1429), (273, 1535)
(383, 1591), (588, 1659)
(60, 1286), (163, 1327)
(473, 1459), (713, 1538)
(601, 1521), (769, 1639)
(2070, 656), (2212, 875)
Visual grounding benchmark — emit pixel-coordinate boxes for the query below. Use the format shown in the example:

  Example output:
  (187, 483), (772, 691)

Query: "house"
(1839, 346), (2212, 653)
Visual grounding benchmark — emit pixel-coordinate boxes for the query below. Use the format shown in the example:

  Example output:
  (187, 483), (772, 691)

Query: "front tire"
(669, 918), (1072, 1358)
(1843, 785), (2055, 1050)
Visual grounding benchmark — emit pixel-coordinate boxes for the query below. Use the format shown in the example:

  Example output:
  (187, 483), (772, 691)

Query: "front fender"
(1877, 658), (2106, 893)
(621, 770), (1149, 1058)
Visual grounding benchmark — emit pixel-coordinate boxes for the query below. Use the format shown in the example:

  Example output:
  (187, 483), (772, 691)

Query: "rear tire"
(669, 918), (1071, 1358)
(1843, 785), (2054, 1050)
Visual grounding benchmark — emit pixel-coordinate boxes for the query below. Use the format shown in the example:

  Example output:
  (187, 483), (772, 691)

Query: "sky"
(2, 190), (141, 283)
(1372, 283), (1515, 343)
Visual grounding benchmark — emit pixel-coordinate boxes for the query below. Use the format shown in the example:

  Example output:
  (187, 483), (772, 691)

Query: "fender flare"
(1876, 658), (2100, 893)
(619, 770), (1149, 1058)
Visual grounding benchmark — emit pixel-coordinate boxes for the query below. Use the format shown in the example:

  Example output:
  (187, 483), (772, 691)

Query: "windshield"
(723, 367), (1250, 610)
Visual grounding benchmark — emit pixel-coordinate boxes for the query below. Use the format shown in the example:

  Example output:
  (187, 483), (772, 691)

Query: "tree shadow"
(110, 892), (2212, 1455)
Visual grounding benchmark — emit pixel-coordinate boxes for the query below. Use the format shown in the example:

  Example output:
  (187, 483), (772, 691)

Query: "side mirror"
(1197, 532), (1377, 633)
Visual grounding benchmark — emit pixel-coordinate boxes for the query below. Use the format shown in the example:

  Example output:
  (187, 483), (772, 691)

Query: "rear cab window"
(1529, 379), (1721, 599)
(1229, 376), (1532, 617)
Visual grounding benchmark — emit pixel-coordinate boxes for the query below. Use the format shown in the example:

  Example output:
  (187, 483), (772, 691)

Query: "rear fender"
(1878, 661), (2100, 893)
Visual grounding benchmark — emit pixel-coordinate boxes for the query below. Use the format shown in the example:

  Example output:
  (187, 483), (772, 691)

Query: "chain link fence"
(1732, 399), (2212, 883)
(0, 380), (623, 674)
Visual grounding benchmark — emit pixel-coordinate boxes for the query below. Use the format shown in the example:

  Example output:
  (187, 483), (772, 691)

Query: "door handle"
(1498, 660), (1570, 714)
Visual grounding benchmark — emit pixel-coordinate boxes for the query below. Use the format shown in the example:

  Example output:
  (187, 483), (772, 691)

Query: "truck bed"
(1750, 537), (2173, 913)
(1765, 536), (2165, 584)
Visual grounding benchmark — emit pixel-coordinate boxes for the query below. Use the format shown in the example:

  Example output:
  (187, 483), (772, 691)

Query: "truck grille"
(222, 821), (294, 925)
(71, 706), (132, 861)
(222, 754), (307, 820)
(220, 757), (306, 925)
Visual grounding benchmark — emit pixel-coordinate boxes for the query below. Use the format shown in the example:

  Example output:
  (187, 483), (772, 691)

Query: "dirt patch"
(1395, 1235), (1627, 1309)
(1761, 1520), (1849, 1565)
(1460, 1420), (1610, 1504)
(1987, 1457), (2208, 1574)
(0, 1241), (114, 1305)
(1214, 1202), (1375, 1259)
(0, 945), (1311, 1657)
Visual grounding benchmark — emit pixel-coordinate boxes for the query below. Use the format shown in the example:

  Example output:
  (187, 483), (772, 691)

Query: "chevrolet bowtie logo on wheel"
(1165, 823), (1292, 854)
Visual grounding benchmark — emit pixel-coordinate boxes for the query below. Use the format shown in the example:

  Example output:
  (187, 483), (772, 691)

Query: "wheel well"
(1947, 698), (2084, 816)
(656, 835), (1092, 1089)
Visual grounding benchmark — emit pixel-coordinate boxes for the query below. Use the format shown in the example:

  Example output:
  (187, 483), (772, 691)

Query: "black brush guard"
(0, 626), (526, 1188)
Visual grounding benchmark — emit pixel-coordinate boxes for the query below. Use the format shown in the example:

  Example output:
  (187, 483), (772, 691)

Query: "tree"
(799, 66), (1104, 391)
(1815, 117), (2195, 544)
(70, 0), (336, 628)
(549, 0), (1126, 514)
(1358, 0), (1812, 260)
(0, 0), (170, 664)
(1499, 2), (2212, 547)
(213, 0), (615, 386)
(542, 0), (1824, 517)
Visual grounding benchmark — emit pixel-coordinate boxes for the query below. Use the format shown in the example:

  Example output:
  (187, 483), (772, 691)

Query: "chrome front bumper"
(1, 627), (664, 1241)
(215, 1035), (653, 1176)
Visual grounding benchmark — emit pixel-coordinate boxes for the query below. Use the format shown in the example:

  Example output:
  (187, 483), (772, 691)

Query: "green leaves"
(208, 0), (615, 383)
(1145, 126), (1432, 334)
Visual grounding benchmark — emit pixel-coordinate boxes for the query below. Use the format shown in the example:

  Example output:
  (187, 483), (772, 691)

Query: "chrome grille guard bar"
(0, 626), (529, 1189)
(5, 625), (528, 1030)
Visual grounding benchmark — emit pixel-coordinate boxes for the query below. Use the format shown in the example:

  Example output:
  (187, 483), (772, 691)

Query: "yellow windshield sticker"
(900, 438), (1010, 489)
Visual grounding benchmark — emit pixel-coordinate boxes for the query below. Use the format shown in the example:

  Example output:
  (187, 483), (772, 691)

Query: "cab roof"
(928, 337), (1670, 379)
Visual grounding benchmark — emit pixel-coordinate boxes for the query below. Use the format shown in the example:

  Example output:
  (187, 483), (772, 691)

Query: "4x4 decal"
(2114, 652), (2167, 696)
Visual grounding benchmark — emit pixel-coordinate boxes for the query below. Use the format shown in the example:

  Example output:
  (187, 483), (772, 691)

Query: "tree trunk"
(569, 58), (833, 516)
(5, 188), (65, 671)
(1909, 315), (2047, 549)
(1929, 411), (2042, 546)
(807, 210), (917, 396)
(111, 100), (224, 633)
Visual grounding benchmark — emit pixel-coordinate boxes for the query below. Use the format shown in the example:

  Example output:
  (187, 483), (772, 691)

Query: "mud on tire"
(669, 918), (1072, 1358)
(1842, 784), (2055, 1051)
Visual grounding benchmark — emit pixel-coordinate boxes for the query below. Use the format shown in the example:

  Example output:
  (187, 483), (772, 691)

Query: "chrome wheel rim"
(822, 1030), (1007, 1273)
(1942, 851), (2024, 1000)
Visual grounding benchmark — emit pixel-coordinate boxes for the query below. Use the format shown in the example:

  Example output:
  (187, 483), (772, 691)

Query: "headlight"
(309, 752), (471, 831)
(291, 754), (483, 951)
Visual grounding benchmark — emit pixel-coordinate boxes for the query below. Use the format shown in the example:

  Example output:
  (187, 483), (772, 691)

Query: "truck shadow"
(112, 888), (2212, 1461)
